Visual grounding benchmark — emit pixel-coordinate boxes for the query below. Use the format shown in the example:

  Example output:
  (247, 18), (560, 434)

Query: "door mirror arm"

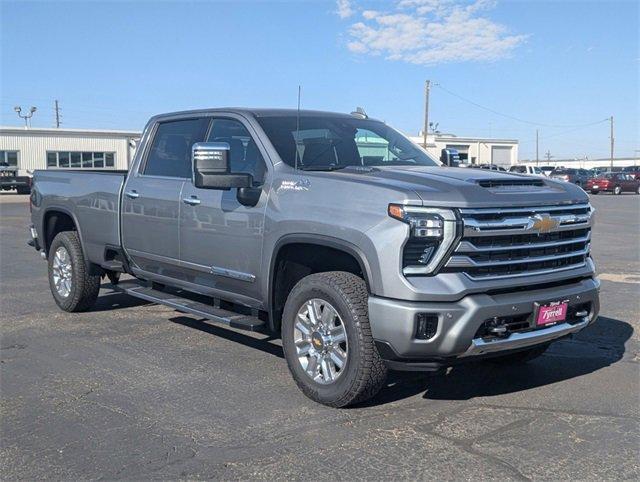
(237, 186), (262, 207)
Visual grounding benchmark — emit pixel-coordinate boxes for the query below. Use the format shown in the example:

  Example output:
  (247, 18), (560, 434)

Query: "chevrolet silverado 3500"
(29, 108), (600, 407)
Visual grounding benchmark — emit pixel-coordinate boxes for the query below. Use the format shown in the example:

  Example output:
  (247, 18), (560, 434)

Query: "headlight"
(388, 204), (458, 275)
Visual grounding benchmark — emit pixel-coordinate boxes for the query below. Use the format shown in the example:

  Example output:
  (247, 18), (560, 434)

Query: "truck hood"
(330, 165), (587, 207)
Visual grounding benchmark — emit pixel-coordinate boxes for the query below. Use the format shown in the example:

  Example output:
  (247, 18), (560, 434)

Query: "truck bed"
(31, 169), (127, 265)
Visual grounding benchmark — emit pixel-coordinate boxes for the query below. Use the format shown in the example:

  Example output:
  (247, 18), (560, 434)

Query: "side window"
(207, 118), (267, 184)
(144, 118), (210, 178)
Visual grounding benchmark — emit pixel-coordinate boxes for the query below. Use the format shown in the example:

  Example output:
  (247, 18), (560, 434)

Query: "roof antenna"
(294, 85), (301, 171)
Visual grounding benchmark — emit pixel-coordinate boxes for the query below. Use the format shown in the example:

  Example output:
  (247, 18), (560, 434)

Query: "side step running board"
(116, 281), (265, 332)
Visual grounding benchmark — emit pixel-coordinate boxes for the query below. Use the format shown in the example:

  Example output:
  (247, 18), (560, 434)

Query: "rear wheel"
(281, 271), (387, 407)
(48, 231), (100, 312)
(614, 185), (622, 195)
(486, 344), (549, 365)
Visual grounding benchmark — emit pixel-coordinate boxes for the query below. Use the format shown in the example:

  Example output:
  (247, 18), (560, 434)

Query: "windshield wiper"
(299, 165), (348, 171)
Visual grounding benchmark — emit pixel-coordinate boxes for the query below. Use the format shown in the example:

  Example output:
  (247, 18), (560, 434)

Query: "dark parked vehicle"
(550, 168), (590, 187)
(585, 173), (640, 194)
(28, 108), (600, 407)
(621, 165), (640, 180)
(0, 163), (31, 194)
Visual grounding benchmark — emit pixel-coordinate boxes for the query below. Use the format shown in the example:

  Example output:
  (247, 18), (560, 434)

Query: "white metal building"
(410, 133), (519, 167)
(0, 126), (141, 177)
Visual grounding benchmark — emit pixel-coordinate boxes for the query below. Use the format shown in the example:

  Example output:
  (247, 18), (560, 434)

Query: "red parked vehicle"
(585, 173), (640, 195)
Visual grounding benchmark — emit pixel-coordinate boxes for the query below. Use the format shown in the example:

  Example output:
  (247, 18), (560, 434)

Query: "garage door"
(491, 146), (512, 168)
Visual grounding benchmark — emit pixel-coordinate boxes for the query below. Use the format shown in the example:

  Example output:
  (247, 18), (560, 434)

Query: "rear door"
(179, 116), (269, 305)
(622, 174), (637, 192)
(121, 117), (210, 277)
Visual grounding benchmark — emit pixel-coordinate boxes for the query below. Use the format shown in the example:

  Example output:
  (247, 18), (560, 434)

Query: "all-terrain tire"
(281, 271), (388, 407)
(486, 343), (549, 365)
(48, 231), (101, 312)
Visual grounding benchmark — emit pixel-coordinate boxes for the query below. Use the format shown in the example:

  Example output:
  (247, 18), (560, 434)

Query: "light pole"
(14, 106), (37, 128)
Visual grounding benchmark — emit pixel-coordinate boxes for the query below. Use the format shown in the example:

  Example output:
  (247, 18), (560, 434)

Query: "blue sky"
(1, 0), (638, 159)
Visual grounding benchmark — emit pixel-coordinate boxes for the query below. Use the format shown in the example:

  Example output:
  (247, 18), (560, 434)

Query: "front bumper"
(368, 277), (600, 370)
(0, 176), (30, 189)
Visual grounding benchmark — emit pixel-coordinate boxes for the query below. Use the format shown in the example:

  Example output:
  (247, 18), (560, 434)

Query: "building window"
(0, 150), (19, 166)
(46, 151), (116, 169)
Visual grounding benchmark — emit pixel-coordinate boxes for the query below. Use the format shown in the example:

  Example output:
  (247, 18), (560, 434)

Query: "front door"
(179, 117), (269, 305)
(122, 117), (210, 277)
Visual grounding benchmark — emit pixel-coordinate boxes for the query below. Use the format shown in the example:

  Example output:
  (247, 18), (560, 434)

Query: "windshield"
(256, 116), (438, 169)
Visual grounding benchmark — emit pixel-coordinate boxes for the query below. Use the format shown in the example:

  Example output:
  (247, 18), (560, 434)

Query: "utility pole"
(423, 80), (431, 149)
(536, 129), (539, 166)
(609, 115), (614, 170)
(54, 100), (61, 128)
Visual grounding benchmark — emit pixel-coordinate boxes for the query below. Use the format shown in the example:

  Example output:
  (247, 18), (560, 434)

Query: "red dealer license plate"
(536, 301), (568, 326)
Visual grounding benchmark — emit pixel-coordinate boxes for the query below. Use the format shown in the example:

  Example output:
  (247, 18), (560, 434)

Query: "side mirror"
(192, 142), (253, 190)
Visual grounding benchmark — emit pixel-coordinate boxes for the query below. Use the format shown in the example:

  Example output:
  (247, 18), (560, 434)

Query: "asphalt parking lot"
(1, 192), (638, 480)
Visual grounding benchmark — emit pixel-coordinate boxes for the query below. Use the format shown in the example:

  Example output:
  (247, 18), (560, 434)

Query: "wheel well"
(270, 243), (366, 332)
(43, 211), (76, 254)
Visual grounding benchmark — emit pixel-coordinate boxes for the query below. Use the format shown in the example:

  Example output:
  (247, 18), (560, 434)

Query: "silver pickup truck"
(29, 108), (600, 407)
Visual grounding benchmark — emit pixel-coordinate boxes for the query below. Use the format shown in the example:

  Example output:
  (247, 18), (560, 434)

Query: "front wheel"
(614, 185), (622, 195)
(48, 231), (101, 312)
(281, 272), (387, 407)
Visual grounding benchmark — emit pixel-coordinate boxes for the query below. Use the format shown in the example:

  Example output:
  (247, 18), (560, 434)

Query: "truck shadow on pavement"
(90, 290), (151, 312)
(366, 316), (633, 406)
(169, 315), (285, 359)
(114, 308), (632, 407)
(87, 293), (633, 407)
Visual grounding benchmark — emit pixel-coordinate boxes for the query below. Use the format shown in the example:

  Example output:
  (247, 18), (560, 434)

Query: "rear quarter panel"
(31, 170), (126, 263)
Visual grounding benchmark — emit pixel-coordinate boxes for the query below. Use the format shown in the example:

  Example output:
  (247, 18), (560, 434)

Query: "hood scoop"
(476, 178), (545, 189)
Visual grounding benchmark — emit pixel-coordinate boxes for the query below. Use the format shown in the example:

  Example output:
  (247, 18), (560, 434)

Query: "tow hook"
(487, 317), (509, 337)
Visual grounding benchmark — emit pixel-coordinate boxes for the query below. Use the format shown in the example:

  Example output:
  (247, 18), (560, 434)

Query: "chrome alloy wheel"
(52, 247), (73, 297)
(294, 299), (348, 385)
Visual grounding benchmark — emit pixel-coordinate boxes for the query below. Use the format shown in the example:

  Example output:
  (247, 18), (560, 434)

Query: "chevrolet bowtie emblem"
(528, 214), (560, 234)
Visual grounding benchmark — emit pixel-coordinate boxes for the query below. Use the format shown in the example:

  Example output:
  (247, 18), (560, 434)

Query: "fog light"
(415, 313), (438, 340)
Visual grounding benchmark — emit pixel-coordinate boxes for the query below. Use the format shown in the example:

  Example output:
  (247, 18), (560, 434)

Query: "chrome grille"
(444, 203), (592, 280)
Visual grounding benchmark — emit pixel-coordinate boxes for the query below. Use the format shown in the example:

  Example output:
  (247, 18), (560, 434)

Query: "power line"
(434, 84), (609, 128)
(518, 120), (612, 145)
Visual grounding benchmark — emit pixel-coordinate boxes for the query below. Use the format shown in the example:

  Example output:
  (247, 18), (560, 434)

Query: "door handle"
(125, 190), (139, 199)
(182, 196), (201, 206)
